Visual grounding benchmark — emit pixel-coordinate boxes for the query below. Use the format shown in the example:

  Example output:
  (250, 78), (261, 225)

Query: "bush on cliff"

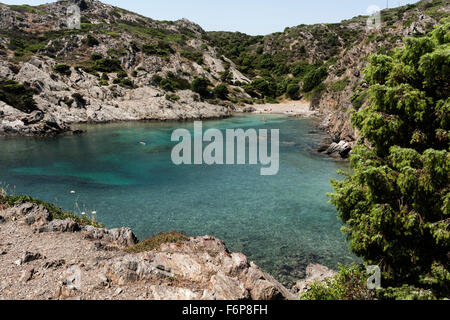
(300, 264), (376, 300)
(92, 57), (123, 73)
(329, 21), (450, 299)
(125, 232), (189, 253)
(142, 40), (174, 57)
(214, 83), (229, 99)
(53, 64), (72, 76)
(191, 77), (211, 97)
(302, 66), (328, 92)
(286, 83), (300, 99)
(0, 79), (38, 113)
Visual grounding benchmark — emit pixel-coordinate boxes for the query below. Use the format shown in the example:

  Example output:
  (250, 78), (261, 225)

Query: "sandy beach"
(248, 100), (316, 117)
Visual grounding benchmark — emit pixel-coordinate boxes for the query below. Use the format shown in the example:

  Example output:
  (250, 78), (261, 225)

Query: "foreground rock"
(0, 201), (295, 300)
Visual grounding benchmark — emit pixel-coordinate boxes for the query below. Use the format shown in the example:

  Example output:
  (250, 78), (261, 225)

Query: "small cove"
(0, 114), (358, 286)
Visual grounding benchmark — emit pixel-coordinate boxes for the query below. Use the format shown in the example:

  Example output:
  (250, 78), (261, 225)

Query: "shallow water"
(0, 115), (358, 286)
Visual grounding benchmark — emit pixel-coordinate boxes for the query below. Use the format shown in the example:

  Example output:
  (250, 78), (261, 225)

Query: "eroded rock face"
(0, 201), (295, 300)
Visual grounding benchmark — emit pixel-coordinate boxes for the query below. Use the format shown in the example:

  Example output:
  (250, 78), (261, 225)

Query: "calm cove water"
(0, 114), (358, 286)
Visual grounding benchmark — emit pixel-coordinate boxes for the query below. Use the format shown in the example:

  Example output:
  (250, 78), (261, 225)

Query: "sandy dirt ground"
(249, 100), (316, 117)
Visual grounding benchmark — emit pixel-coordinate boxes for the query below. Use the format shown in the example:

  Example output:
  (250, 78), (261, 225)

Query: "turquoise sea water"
(0, 115), (358, 286)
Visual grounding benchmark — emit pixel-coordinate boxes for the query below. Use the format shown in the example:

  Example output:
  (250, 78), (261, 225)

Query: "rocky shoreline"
(0, 199), (337, 300)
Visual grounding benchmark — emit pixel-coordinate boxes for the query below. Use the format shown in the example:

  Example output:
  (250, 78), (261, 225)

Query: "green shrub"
(380, 285), (436, 300)
(125, 232), (189, 253)
(286, 83), (300, 99)
(181, 50), (204, 64)
(250, 77), (276, 98)
(220, 70), (233, 83)
(92, 57), (123, 73)
(118, 78), (135, 89)
(300, 264), (376, 300)
(90, 52), (103, 61)
(214, 83), (229, 99)
(8, 4), (36, 14)
(191, 77), (210, 97)
(290, 60), (315, 78)
(83, 34), (99, 47)
(165, 93), (180, 101)
(158, 74), (190, 92)
(107, 48), (126, 57)
(350, 90), (368, 109)
(329, 77), (349, 92)
(151, 74), (163, 86)
(53, 64), (71, 76)
(142, 40), (174, 56)
(160, 78), (175, 92)
(0, 79), (37, 113)
(302, 66), (328, 92)
(330, 22), (450, 299)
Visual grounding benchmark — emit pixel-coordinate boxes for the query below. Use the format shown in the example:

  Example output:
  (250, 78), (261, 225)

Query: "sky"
(1, 0), (421, 35)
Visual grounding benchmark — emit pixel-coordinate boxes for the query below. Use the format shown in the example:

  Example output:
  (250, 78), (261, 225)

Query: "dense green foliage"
(191, 77), (211, 97)
(302, 66), (328, 92)
(300, 264), (376, 300)
(181, 49), (204, 65)
(142, 40), (174, 57)
(91, 57), (123, 73)
(155, 72), (191, 92)
(82, 34), (99, 47)
(0, 79), (37, 113)
(53, 63), (72, 76)
(286, 83), (300, 99)
(214, 83), (229, 99)
(330, 22), (450, 299)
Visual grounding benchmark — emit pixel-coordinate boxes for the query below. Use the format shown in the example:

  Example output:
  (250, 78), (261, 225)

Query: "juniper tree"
(330, 21), (449, 297)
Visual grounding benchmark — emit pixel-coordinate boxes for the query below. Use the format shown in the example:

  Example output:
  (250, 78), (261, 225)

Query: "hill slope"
(207, 0), (449, 153)
(0, 0), (251, 136)
(0, 0), (448, 142)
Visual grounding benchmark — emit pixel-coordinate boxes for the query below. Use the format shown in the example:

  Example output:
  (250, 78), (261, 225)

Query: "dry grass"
(125, 232), (189, 253)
